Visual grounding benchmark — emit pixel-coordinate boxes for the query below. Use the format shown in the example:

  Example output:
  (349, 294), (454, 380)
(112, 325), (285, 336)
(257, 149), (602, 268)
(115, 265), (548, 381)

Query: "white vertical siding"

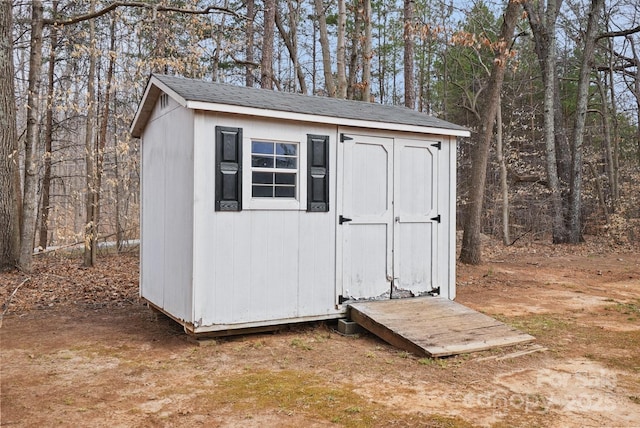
(297, 212), (336, 314)
(435, 136), (457, 299)
(192, 113), (338, 328)
(140, 112), (165, 307)
(140, 97), (194, 322)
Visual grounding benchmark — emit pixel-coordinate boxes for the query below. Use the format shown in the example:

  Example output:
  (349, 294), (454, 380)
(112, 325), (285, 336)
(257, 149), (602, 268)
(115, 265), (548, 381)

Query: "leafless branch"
(597, 25), (640, 41)
(227, 52), (260, 67)
(43, 2), (245, 26)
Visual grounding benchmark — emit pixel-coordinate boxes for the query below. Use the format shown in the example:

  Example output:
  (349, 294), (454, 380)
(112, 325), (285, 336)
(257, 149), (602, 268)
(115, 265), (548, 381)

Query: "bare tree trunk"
(361, 0), (372, 101)
(587, 162), (609, 224)
(211, 0), (229, 81)
(528, 2), (571, 189)
(39, 0), (58, 252)
(596, 79), (615, 211)
(275, 1), (307, 93)
(524, 0), (570, 244)
(84, 0), (98, 267)
(496, 95), (510, 245)
(261, 0), (276, 89)
(568, 0), (604, 243)
(311, 18), (317, 93)
(286, 0), (306, 93)
(93, 13), (117, 256)
(314, 0), (335, 96)
(376, 8), (387, 104)
(606, 37), (619, 205)
(347, 3), (361, 100)
(459, 0), (520, 265)
(0, 0), (21, 270)
(628, 36), (640, 164)
(543, 0), (566, 245)
(336, 0), (347, 98)
(20, 0), (45, 272)
(245, 0), (255, 86)
(403, 0), (415, 109)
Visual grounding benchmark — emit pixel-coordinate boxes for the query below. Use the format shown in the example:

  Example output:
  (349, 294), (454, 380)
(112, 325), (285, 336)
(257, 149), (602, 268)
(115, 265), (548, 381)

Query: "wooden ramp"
(348, 297), (534, 357)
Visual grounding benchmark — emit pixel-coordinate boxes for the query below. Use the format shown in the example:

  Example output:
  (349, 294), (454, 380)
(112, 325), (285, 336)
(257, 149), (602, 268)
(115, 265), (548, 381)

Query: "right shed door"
(392, 138), (440, 295)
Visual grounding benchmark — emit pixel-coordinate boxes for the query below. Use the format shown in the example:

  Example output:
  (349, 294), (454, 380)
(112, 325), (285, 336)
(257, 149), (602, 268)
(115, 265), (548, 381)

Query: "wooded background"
(1, 0), (639, 271)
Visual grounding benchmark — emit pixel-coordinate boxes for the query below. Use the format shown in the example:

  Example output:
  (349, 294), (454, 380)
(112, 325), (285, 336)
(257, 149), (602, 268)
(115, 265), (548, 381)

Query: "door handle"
(339, 215), (353, 225)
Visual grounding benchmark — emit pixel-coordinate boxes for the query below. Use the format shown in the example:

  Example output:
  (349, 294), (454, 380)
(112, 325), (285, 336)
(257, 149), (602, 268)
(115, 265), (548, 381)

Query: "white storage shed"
(131, 74), (470, 335)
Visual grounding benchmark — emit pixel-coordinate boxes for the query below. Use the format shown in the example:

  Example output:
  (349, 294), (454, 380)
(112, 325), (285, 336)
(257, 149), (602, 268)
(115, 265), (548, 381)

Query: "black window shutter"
(307, 134), (330, 212)
(215, 126), (242, 211)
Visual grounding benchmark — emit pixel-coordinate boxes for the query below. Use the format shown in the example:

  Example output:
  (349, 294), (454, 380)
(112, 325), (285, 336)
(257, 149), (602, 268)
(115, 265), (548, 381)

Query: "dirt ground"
(1, 238), (639, 427)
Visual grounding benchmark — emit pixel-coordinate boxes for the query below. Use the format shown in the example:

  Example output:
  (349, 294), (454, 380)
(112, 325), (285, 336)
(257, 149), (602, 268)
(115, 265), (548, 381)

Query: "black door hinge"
(430, 214), (441, 223)
(340, 134), (353, 142)
(338, 295), (348, 304)
(339, 215), (353, 225)
(431, 141), (442, 150)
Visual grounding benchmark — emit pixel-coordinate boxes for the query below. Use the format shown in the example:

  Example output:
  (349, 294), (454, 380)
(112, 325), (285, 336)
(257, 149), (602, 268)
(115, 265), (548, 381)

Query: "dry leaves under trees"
(0, 250), (139, 318)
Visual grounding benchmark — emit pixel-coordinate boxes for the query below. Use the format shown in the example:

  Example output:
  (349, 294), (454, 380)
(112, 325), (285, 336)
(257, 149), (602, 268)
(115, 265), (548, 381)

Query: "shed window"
(251, 141), (298, 198)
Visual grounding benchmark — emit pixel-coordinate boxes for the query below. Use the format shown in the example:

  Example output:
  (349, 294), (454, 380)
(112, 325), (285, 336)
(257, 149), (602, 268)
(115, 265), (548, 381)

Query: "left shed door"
(337, 134), (394, 300)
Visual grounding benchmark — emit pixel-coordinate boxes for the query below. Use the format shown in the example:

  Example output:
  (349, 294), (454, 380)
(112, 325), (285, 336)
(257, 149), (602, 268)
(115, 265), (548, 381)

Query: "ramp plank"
(348, 297), (534, 357)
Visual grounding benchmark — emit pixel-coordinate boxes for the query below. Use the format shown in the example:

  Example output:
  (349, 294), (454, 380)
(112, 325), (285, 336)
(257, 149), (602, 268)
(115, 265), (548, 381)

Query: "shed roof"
(131, 74), (470, 138)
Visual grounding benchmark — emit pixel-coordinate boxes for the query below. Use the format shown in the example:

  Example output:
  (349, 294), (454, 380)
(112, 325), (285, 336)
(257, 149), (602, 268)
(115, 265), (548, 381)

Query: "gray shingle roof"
(132, 74), (469, 137)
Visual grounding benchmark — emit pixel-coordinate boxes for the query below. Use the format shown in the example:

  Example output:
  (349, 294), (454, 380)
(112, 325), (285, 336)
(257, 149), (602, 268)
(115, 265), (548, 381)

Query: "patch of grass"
(506, 314), (571, 340)
(290, 338), (312, 351)
(313, 332), (331, 343)
(196, 369), (474, 427)
(606, 300), (640, 315)
(249, 339), (266, 349)
(418, 358), (448, 368)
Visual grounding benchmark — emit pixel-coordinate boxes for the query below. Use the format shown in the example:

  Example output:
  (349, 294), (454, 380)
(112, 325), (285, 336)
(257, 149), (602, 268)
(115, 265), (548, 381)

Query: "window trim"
(242, 137), (306, 210)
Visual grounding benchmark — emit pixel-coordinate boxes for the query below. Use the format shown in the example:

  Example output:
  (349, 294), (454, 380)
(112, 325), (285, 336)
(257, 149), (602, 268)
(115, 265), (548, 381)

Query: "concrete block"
(337, 319), (362, 335)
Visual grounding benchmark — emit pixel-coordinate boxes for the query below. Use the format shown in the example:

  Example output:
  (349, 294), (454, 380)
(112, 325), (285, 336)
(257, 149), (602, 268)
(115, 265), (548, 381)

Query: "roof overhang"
(130, 75), (471, 139)
(130, 75), (189, 138)
(184, 100), (471, 137)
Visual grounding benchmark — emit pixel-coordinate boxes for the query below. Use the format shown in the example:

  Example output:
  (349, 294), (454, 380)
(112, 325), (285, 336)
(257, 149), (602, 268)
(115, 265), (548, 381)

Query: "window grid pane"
(251, 140), (298, 199)
(252, 185), (274, 198)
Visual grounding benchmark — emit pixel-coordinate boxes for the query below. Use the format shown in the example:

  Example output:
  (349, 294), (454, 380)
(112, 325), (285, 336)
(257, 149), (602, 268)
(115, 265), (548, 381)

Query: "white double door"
(337, 133), (440, 301)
